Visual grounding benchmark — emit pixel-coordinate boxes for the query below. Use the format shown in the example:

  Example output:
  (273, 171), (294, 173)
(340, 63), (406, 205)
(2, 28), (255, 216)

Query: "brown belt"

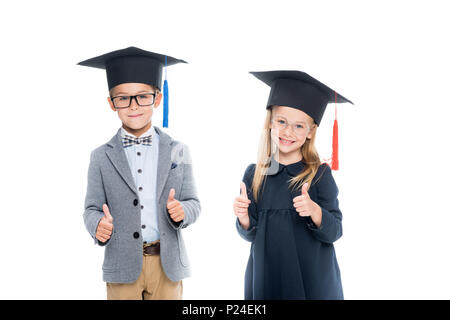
(143, 241), (160, 256)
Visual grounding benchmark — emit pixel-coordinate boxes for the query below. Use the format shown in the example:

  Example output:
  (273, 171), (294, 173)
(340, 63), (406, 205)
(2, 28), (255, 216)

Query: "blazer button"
(133, 199), (138, 206)
(133, 232), (140, 239)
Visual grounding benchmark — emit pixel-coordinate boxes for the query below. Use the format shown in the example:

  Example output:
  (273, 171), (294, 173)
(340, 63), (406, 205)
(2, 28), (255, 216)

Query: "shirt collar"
(120, 125), (156, 138)
(266, 155), (306, 177)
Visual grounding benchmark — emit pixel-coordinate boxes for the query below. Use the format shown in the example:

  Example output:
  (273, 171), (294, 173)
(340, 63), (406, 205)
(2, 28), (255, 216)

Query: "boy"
(79, 46), (200, 300)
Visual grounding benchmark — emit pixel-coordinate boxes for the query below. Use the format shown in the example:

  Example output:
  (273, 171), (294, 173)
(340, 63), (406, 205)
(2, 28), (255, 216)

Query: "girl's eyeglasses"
(271, 116), (311, 136)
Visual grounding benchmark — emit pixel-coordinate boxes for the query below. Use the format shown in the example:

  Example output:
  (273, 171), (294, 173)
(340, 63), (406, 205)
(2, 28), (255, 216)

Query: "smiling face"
(107, 82), (162, 137)
(270, 106), (316, 163)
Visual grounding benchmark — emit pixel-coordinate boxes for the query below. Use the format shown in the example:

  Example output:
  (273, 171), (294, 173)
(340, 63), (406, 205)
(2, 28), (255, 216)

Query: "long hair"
(251, 107), (323, 202)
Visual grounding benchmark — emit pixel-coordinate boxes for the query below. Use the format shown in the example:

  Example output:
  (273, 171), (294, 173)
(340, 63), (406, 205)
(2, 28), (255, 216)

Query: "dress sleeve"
(236, 164), (258, 242)
(306, 164), (343, 244)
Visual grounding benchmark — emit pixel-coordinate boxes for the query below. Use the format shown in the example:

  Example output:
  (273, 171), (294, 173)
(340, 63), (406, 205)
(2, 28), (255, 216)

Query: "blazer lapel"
(154, 126), (173, 201)
(105, 128), (137, 194)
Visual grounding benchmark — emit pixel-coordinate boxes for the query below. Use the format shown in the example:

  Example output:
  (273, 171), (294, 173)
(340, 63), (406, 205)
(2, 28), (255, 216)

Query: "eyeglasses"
(271, 116), (311, 136)
(110, 93), (156, 109)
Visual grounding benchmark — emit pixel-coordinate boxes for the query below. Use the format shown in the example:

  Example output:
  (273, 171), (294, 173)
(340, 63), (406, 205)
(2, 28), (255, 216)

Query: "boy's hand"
(293, 183), (322, 226)
(234, 182), (251, 230)
(96, 204), (114, 243)
(167, 188), (184, 222)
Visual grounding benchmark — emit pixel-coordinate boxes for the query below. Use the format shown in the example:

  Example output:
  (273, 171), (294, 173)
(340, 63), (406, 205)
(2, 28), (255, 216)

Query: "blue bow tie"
(122, 134), (152, 148)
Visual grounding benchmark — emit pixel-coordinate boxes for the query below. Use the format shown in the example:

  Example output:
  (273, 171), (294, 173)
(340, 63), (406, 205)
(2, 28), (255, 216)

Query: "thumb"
(103, 204), (113, 221)
(240, 182), (248, 200)
(168, 188), (175, 202)
(301, 183), (309, 198)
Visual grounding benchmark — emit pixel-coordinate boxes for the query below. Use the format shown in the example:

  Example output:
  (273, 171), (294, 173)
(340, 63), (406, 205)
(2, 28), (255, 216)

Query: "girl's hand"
(293, 183), (322, 227)
(234, 182), (251, 230)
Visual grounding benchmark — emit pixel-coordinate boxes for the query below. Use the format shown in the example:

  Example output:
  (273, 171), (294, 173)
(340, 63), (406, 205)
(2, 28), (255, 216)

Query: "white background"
(0, 0), (449, 299)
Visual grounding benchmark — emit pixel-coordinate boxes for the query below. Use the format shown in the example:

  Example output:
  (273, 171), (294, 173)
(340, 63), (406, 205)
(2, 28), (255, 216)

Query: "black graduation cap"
(250, 70), (354, 171)
(77, 46), (186, 128)
(77, 46), (186, 90)
(250, 70), (353, 126)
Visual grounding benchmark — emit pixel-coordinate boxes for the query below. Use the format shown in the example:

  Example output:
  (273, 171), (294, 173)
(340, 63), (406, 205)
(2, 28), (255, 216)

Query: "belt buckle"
(143, 241), (158, 256)
(143, 243), (151, 256)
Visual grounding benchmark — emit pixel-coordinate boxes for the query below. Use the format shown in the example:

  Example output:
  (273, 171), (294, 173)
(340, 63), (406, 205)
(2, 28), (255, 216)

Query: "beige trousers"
(106, 242), (183, 300)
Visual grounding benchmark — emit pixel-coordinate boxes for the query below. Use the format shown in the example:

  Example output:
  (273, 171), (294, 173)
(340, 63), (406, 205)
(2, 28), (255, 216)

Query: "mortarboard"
(250, 70), (354, 170)
(77, 46), (186, 128)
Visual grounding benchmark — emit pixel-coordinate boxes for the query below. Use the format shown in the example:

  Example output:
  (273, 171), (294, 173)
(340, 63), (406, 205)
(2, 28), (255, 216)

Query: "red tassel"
(332, 119), (339, 170)
(331, 91), (339, 170)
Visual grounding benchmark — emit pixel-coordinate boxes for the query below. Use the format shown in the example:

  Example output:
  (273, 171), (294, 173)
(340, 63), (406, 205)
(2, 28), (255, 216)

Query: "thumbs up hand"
(96, 204), (114, 243)
(234, 182), (252, 230)
(167, 188), (184, 222)
(293, 183), (322, 226)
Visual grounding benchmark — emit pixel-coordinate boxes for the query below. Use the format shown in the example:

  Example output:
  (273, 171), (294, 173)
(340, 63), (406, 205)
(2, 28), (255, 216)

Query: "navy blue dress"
(236, 159), (343, 300)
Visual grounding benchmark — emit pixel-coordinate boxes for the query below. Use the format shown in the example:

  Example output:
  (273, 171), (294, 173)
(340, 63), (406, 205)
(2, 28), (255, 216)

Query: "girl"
(234, 70), (353, 300)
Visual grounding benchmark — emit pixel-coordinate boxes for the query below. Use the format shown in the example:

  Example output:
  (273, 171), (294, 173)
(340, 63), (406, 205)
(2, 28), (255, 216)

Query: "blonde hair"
(251, 107), (323, 202)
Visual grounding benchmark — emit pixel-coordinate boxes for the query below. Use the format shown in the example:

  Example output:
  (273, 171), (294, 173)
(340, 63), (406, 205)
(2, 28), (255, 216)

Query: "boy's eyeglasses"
(110, 93), (156, 109)
(271, 116), (311, 136)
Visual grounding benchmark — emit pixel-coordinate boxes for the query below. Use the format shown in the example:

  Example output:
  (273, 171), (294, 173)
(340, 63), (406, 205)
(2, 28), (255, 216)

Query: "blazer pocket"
(168, 164), (183, 178)
(176, 230), (189, 267)
(102, 231), (119, 271)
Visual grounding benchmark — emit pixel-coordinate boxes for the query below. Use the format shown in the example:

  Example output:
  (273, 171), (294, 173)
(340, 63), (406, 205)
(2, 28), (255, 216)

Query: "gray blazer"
(83, 126), (200, 283)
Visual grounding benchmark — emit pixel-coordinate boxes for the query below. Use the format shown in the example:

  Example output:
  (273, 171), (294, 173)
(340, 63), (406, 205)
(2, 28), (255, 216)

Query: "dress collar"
(266, 155), (306, 177)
